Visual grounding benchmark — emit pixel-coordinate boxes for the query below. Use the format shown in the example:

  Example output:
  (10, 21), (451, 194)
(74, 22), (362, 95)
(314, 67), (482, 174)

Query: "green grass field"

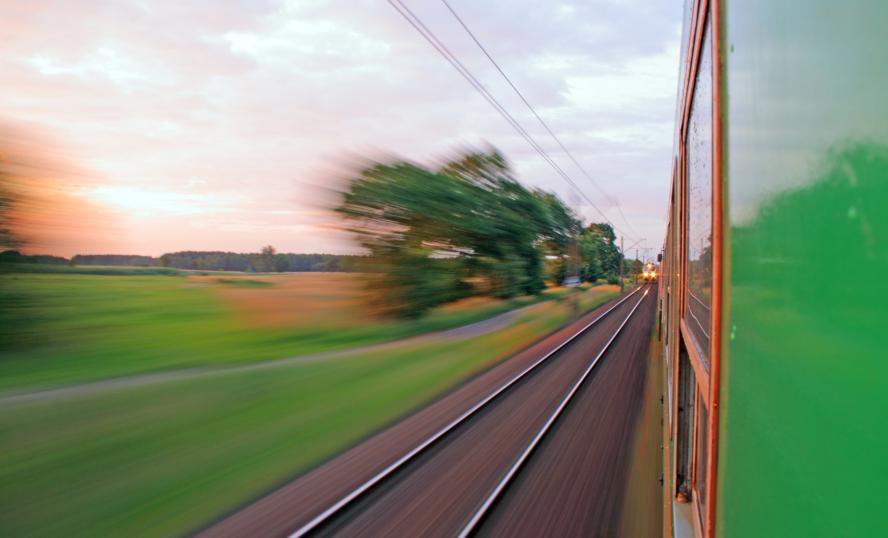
(0, 272), (581, 391)
(0, 263), (188, 276)
(0, 276), (619, 537)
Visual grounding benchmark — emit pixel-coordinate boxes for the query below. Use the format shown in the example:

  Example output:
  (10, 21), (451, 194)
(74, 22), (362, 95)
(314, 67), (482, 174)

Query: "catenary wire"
(387, 0), (637, 243)
(438, 0), (641, 239)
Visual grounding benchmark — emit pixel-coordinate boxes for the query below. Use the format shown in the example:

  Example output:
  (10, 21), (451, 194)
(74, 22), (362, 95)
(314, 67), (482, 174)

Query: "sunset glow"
(1, 0), (680, 257)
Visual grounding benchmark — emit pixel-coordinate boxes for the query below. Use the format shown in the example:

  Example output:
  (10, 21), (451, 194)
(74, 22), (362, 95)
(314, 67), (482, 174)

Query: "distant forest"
(157, 249), (360, 272)
(0, 250), (68, 265)
(0, 248), (362, 273)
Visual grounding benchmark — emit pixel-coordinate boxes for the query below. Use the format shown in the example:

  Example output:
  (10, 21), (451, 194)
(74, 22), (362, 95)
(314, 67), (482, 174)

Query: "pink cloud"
(1, 0), (681, 256)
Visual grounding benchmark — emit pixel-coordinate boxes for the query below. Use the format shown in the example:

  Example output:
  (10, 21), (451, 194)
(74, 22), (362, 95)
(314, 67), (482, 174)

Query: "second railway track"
(286, 285), (652, 538)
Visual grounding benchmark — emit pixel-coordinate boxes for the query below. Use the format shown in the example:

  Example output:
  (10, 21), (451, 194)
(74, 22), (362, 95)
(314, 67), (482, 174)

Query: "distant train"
(641, 262), (658, 283)
(657, 1), (885, 537)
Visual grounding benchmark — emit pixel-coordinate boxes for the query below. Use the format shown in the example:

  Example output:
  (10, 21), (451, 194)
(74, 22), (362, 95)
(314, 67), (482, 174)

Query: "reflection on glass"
(685, 17), (713, 362)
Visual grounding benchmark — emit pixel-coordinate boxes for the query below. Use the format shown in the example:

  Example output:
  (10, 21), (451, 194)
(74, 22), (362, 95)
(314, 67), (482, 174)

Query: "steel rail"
(457, 288), (650, 537)
(287, 286), (644, 538)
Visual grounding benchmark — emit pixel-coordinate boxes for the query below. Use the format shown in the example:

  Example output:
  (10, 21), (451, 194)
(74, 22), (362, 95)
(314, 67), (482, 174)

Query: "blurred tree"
(627, 259), (643, 282)
(442, 151), (568, 297)
(0, 151), (27, 352)
(584, 223), (621, 279)
(578, 233), (603, 282)
(0, 162), (20, 250)
(550, 256), (567, 286)
(337, 159), (470, 316)
(337, 149), (580, 317)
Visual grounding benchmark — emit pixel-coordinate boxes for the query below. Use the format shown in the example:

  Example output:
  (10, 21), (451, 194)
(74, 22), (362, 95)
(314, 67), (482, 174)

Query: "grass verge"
(0, 287), (618, 537)
(0, 274), (604, 391)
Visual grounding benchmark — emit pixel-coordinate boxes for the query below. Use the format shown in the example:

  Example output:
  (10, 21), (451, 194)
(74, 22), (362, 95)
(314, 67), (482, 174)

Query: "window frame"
(671, 0), (724, 536)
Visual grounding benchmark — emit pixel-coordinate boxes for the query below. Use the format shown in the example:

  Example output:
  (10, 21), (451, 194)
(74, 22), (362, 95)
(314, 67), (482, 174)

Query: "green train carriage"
(658, 1), (888, 537)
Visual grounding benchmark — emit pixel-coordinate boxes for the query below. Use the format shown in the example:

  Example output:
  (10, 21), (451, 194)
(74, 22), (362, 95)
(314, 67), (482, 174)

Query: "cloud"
(80, 185), (242, 216)
(0, 0), (681, 255)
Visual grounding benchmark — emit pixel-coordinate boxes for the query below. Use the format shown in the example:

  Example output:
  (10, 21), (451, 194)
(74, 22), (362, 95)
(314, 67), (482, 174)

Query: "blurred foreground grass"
(0, 272), (585, 391)
(0, 281), (618, 537)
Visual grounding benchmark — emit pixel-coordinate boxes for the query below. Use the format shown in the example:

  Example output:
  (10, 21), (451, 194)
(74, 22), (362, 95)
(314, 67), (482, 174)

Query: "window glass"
(694, 393), (709, 511)
(676, 347), (696, 500)
(685, 17), (713, 363)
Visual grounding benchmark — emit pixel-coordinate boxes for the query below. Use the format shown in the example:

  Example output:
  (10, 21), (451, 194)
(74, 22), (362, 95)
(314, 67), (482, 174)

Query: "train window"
(694, 391), (709, 516)
(684, 15), (713, 365)
(675, 345), (696, 501)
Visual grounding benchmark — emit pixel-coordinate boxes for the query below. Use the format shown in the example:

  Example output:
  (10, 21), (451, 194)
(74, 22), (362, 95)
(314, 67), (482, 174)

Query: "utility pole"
(568, 191), (581, 287)
(619, 236), (624, 293)
(622, 238), (645, 292)
(635, 247), (639, 286)
(570, 234), (579, 281)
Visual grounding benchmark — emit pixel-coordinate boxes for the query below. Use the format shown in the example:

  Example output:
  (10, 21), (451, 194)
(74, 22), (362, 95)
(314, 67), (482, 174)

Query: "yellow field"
(190, 273), (589, 330)
(190, 273), (374, 328)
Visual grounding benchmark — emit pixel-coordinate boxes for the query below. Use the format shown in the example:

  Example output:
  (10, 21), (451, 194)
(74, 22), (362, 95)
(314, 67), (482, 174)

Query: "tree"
(273, 253), (290, 272)
(336, 149), (579, 316)
(584, 223), (621, 278)
(260, 245), (276, 272)
(626, 258), (643, 283)
(578, 233), (603, 282)
(151, 251), (357, 272)
(0, 163), (20, 250)
(249, 245), (277, 272)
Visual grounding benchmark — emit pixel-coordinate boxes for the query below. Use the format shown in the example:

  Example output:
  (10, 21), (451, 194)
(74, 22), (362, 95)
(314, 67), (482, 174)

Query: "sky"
(1, 0), (682, 257)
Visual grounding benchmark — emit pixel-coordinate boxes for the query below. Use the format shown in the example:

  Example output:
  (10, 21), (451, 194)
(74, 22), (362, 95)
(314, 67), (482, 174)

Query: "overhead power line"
(438, 0), (641, 239)
(386, 0), (637, 243)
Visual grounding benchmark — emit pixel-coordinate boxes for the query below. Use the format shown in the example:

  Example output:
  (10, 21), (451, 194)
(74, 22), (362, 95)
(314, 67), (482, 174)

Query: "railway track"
(281, 285), (652, 537)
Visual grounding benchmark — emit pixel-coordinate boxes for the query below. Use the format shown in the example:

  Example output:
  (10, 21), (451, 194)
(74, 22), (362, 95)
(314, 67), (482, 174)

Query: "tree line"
(157, 248), (361, 272)
(0, 249), (362, 273)
(73, 254), (158, 267)
(0, 250), (68, 265)
(336, 149), (628, 317)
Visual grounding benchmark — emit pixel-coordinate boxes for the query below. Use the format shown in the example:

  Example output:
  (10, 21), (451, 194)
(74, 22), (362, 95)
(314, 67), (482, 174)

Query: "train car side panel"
(717, 2), (888, 537)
